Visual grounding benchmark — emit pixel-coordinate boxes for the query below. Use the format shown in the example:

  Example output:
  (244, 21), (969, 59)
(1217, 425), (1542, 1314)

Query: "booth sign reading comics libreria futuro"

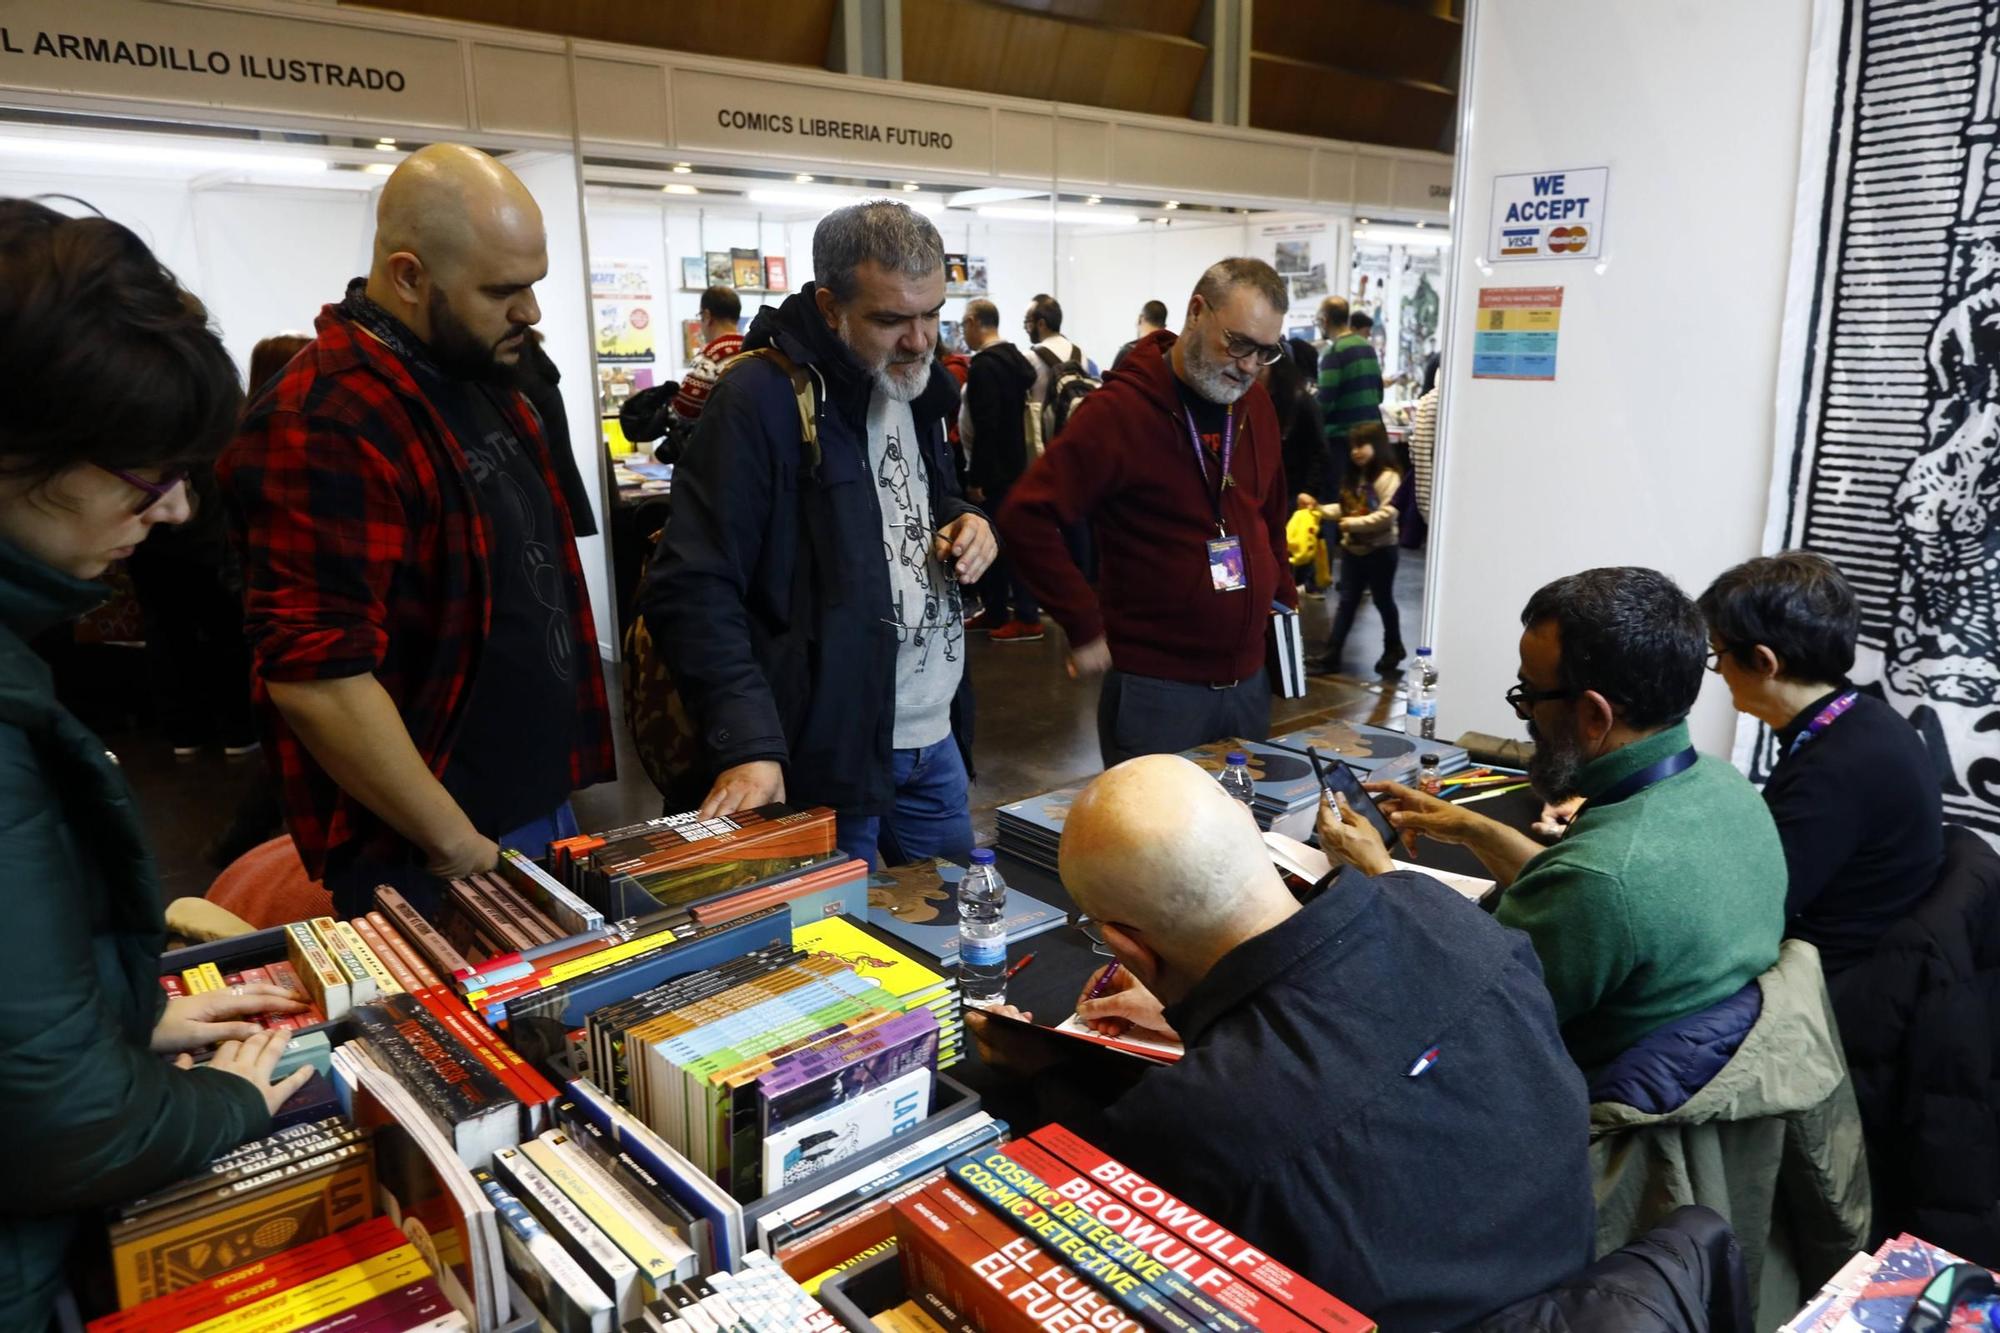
(674, 69), (993, 172)
(0, 0), (466, 126)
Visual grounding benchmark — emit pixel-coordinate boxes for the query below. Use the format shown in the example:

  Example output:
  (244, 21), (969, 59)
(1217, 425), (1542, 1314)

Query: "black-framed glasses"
(98, 463), (190, 515)
(1703, 647), (1732, 674)
(1221, 327), (1287, 367)
(1070, 912), (1114, 957)
(1505, 681), (1580, 720)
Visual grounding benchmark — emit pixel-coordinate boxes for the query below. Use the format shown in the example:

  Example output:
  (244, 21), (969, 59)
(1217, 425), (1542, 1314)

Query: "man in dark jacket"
(969, 756), (1595, 1331)
(1000, 258), (1297, 766)
(645, 201), (997, 868)
(958, 297), (1042, 642)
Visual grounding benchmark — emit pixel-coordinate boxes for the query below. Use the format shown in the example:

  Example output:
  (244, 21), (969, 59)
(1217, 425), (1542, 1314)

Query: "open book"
(968, 1003), (1182, 1065)
(1263, 832), (1498, 904)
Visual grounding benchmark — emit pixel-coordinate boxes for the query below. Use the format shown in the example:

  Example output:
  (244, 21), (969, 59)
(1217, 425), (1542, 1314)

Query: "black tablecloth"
(948, 783), (1546, 1107)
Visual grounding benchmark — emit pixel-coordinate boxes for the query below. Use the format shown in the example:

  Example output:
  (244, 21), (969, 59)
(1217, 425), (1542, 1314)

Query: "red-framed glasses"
(97, 464), (191, 515)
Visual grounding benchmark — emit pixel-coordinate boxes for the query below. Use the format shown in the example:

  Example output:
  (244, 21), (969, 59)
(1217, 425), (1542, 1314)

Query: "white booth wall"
(3, 148), (615, 657)
(1428, 0), (1816, 754)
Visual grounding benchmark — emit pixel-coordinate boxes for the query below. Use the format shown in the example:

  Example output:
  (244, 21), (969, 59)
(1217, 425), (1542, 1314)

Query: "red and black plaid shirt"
(219, 302), (615, 877)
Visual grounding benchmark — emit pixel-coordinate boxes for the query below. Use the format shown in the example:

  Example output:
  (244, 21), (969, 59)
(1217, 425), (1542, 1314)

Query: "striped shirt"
(671, 331), (744, 422)
(1317, 333), (1383, 441)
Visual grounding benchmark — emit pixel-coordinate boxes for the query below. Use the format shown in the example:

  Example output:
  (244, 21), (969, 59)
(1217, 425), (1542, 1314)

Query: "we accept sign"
(1487, 167), (1610, 262)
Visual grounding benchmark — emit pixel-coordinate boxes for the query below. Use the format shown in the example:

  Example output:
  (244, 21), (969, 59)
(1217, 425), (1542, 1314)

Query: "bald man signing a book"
(968, 755), (1593, 1331)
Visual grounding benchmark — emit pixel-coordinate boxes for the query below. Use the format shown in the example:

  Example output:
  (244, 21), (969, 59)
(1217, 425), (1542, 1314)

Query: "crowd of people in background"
(5, 148), (1991, 1329)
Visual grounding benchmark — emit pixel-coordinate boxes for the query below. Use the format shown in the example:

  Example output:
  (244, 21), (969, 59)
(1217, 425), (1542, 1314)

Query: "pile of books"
(993, 791), (1079, 875)
(1265, 719), (1470, 782)
(1781, 1231), (2000, 1332)
(863, 859), (1067, 964)
(551, 805), (866, 929)
(795, 915), (965, 1071)
(583, 939), (946, 1203)
(893, 1124), (1374, 1333)
(92, 1217), (455, 1333)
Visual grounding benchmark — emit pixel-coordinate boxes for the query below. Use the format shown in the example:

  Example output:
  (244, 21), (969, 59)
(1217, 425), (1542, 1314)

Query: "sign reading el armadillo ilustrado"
(1487, 167), (1610, 262)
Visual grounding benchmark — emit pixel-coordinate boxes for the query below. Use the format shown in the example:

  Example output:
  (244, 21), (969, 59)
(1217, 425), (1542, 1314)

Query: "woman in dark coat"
(0, 199), (312, 1321)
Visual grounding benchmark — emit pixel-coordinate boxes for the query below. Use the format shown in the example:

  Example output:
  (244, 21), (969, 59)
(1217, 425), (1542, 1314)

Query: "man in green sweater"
(1367, 567), (1786, 1073)
(1316, 295), (1383, 447)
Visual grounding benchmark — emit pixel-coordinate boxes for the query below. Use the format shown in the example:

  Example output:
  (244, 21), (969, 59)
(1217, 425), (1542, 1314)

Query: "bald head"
(366, 144), (548, 379)
(1060, 755), (1297, 976)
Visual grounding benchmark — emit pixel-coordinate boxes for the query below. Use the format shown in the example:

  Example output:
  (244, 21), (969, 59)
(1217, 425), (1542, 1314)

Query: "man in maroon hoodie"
(1000, 258), (1296, 765)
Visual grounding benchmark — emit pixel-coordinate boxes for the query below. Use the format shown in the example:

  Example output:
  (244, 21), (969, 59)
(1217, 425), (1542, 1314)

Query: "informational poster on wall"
(1487, 167), (1609, 262)
(591, 260), (654, 365)
(1471, 287), (1562, 381)
(1763, 0), (1999, 843)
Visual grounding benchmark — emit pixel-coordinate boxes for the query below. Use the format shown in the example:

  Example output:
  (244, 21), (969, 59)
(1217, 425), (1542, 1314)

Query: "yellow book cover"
(310, 916), (379, 1005)
(520, 1134), (674, 1299)
(183, 1246), (427, 1333)
(462, 924), (684, 1003)
(181, 967), (212, 995)
(283, 920), (351, 1019)
(193, 962), (227, 993)
(793, 917), (945, 1001)
(335, 920), (405, 998)
(113, 1155), (376, 1306)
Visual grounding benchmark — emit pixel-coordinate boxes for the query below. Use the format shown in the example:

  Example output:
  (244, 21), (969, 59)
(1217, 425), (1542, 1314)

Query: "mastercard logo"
(1548, 226), (1589, 253)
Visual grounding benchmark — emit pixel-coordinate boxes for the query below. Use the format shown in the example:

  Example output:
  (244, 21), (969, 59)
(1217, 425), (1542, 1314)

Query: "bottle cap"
(1416, 646), (1433, 657)
(1226, 751), (1248, 765)
(1420, 752), (1440, 766)
(970, 848), (996, 865)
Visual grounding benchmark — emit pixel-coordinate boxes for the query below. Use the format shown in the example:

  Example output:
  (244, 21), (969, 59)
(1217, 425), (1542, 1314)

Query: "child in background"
(1287, 493), (1328, 599)
(1312, 420), (1405, 676)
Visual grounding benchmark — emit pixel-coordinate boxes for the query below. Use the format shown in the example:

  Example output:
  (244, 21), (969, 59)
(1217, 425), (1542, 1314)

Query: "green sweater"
(1496, 723), (1786, 1073)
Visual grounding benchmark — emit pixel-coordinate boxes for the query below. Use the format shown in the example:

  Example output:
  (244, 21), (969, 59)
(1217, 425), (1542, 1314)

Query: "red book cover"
(158, 974), (185, 997)
(1001, 1139), (1316, 1333)
(895, 1186), (1041, 1333)
(928, 1177), (1144, 1333)
(1030, 1125), (1373, 1332)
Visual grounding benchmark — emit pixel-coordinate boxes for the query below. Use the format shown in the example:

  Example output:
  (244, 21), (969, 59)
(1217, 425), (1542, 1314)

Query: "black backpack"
(1030, 345), (1101, 452)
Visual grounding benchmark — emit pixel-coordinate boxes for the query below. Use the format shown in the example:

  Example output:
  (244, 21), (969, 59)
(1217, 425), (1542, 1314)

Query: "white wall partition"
(1427, 0), (1816, 754)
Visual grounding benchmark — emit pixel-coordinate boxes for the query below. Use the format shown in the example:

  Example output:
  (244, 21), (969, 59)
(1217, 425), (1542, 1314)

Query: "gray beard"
(1181, 339), (1254, 405)
(1527, 721), (1588, 803)
(838, 313), (931, 402)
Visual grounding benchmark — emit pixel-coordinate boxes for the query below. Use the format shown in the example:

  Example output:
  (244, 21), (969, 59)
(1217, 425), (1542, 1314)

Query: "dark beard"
(427, 287), (520, 384)
(1526, 717), (1587, 803)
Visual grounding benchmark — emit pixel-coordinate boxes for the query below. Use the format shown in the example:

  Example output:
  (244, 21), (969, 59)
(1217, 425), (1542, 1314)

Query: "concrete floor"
(107, 547), (1426, 897)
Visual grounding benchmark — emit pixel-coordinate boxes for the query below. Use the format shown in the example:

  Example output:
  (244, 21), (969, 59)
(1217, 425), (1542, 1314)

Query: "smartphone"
(1308, 745), (1399, 849)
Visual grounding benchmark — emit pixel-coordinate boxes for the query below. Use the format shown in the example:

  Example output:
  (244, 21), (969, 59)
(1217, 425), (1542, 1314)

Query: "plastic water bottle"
(1218, 751), (1256, 808)
(1405, 648), (1439, 739)
(958, 850), (1009, 1006)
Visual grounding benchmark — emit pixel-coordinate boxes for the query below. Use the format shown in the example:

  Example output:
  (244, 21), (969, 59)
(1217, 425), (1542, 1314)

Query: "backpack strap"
(1032, 344), (1063, 370)
(719, 344), (820, 470)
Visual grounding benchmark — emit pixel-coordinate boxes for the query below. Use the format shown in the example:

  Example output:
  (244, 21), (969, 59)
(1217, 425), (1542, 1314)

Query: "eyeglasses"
(1220, 327), (1287, 367)
(1505, 680), (1581, 720)
(1704, 647), (1731, 674)
(98, 464), (190, 515)
(1070, 912), (1115, 957)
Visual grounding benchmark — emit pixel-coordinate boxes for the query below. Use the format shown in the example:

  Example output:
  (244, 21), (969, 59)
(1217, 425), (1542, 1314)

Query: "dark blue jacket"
(645, 287), (981, 818)
(1588, 984), (1762, 1114)
(1087, 868), (1596, 1333)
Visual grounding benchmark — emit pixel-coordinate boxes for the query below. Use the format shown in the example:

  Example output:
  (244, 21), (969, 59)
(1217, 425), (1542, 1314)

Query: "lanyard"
(1787, 689), (1859, 757)
(1575, 746), (1698, 821)
(1181, 402), (1235, 533)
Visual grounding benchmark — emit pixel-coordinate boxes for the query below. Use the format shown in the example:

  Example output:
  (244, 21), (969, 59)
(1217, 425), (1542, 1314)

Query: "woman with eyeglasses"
(0, 198), (314, 1322)
(1696, 551), (1943, 973)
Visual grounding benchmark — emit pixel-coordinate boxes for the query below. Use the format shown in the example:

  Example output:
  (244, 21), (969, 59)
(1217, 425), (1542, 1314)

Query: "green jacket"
(1497, 723), (1787, 1071)
(1591, 940), (1871, 1330)
(0, 538), (268, 1323)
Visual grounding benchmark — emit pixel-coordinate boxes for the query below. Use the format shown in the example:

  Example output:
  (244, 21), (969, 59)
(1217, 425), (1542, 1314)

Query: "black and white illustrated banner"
(1760, 0), (2000, 841)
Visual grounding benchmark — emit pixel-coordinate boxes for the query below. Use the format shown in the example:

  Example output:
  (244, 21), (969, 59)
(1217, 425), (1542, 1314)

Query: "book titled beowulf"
(350, 993), (522, 1168)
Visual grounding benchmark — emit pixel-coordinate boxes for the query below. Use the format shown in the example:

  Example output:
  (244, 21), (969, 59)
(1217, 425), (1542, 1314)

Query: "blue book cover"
(1265, 718), (1469, 776)
(1180, 737), (1322, 810)
(865, 860), (1066, 965)
(994, 788), (1084, 841)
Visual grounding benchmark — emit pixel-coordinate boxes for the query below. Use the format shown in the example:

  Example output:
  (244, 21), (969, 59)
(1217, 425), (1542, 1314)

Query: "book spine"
(476, 871), (561, 945)
(86, 1216), (404, 1333)
(406, 985), (538, 1133)
(336, 919), (405, 998)
(180, 1248), (430, 1333)
(422, 984), (562, 1111)
(926, 1178), (1144, 1333)
(476, 1166), (615, 1332)
(500, 846), (607, 935)
(523, 1133), (678, 1299)
(264, 958), (307, 1001)
(196, 961), (227, 993)
(1001, 1140), (1321, 1333)
(311, 916), (381, 1005)
(364, 912), (447, 990)
(894, 1189), (1041, 1333)
(451, 877), (536, 953)
(114, 1142), (371, 1236)
(352, 916), (424, 992)
(374, 885), (476, 977)
(551, 1132), (698, 1280)
(759, 1115), (1002, 1252)
(945, 1155), (1206, 1333)
(284, 921), (352, 1020)
(116, 1123), (360, 1218)
(1030, 1125), (1371, 1333)
(289, 1279), (449, 1333)
(494, 1144), (641, 1321)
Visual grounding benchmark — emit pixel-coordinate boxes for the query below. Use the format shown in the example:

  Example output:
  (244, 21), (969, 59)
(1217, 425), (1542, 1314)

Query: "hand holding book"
(150, 983), (307, 1053)
(964, 1004), (1064, 1077)
(1073, 964), (1177, 1043)
(171, 1028), (319, 1115)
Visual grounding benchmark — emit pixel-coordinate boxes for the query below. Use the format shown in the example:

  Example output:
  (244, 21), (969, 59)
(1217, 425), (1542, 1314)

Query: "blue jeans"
(322, 800), (578, 920)
(836, 737), (974, 870)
